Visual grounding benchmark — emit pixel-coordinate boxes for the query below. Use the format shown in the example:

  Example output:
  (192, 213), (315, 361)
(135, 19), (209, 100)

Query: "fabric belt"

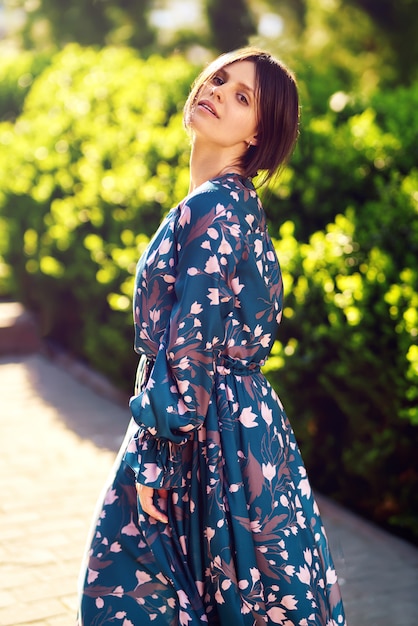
(137, 355), (261, 389)
(216, 356), (261, 376)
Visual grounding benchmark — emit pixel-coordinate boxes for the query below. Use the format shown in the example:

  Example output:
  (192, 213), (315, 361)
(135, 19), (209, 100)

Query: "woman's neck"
(188, 140), (243, 193)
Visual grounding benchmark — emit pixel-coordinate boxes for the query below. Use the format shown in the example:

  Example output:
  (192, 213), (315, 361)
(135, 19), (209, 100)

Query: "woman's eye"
(238, 94), (249, 105)
(212, 75), (224, 86)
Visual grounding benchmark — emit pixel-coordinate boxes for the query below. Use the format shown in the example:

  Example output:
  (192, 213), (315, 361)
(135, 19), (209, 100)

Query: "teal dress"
(79, 174), (346, 625)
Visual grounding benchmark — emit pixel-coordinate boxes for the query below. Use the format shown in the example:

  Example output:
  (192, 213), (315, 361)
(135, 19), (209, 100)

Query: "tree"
(205, 0), (257, 52)
(8, 0), (156, 51)
(349, 0), (418, 84)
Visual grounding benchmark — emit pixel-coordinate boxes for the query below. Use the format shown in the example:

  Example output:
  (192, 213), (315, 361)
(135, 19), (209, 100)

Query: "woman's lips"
(197, 100), (219, 117)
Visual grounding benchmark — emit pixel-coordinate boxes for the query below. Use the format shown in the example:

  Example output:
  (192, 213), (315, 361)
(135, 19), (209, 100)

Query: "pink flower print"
(267, 606), (287, 623)
(326, 567), (338, 585)
(221, 578), (233, 591)
(112, 585), (125, 598)
(177, 589), (190, 608)
(229, 223), (241, 238)
(281, 595), (298, 610)
(179, 203), (191, 226)
(87, 568), (99, 584)
(204, 255), (221, 274)
(254, 238), (263, 257)
(304, 548), (313, 566)
(214, 589), (225, 604)
(136, 570), (152, 585)
(262, 462), (276, 482)
(104, 488), (118, 506)
(238, 406), (258, 428)
(149, 309), (161, 324)
(141, 463), (162, 484)
(260, 334), (271, 348)
(177, 397), (189, 415)
(218, 237), (233, 254)
(296, 564), (311, 585)
(207, 288), (220, 305)
(250, 519), (262, 533)
(207, 227), (219, 239)
(298, 477), (312, 499)
(179, 610), (192, 625)
(261, 401), (273, 425)
(250, 567), (260, 583)
(121, 514), (140, 536)
(159, 238), (172, 254)
(230, 277), (244, 294)
(177, 379), (190, 394)
(190, 301), (203, 315)
(95, 597), (104, 609)
(205, 527), (215, 543)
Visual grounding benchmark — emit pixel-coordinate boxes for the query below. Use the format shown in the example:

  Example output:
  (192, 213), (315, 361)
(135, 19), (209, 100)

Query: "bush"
(263, 80), (418, 543)
(0, 44), (195, 385)
(0, 51), (52, 121)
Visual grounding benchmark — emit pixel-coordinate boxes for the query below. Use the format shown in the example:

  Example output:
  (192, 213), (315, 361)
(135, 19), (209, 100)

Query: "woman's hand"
(136, 483), (169, 524)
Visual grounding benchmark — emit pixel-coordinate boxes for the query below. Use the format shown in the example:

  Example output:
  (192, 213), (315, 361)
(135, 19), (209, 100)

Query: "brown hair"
(183, 47), (300, 185)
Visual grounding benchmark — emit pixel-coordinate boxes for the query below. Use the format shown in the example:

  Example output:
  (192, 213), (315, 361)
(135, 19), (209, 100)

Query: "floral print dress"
(78, 173), (346, 626)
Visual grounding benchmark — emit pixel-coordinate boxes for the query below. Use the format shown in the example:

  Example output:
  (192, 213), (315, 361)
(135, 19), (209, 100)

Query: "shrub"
(0, 44), (195, 385)
(0, 50), (52, 121)
(263, 81), (418, 543)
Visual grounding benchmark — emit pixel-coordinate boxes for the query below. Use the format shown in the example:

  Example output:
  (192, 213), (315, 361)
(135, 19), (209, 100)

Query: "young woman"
(78, 47), (346, 625)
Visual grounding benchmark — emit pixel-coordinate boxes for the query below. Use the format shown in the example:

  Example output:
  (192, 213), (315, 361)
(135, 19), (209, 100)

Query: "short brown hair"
(183, 47), (300, 185)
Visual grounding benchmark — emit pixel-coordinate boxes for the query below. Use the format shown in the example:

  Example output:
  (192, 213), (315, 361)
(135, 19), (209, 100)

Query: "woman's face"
(190, 60), (259, 155)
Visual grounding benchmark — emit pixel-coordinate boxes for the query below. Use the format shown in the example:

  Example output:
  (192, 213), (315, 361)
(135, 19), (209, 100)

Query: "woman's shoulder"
(188, 173), (256, 203)
(179, 174), (264, 230)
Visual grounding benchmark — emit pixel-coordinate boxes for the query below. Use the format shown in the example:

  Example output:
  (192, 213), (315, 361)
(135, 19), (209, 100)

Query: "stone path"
(0, 304), (417, 625)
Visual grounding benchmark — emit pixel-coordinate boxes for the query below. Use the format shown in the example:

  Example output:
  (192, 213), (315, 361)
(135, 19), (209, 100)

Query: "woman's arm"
(124, 190), (244, 489)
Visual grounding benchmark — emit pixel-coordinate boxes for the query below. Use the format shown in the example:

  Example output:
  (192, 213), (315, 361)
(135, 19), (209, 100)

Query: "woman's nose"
(210, 85), (223, 101)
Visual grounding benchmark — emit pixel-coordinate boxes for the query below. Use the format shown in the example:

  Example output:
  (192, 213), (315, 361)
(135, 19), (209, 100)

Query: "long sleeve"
(124, 187), (244, 487)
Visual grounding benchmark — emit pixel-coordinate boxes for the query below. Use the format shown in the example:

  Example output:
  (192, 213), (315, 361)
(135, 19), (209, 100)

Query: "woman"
(78, 47), (346, 625)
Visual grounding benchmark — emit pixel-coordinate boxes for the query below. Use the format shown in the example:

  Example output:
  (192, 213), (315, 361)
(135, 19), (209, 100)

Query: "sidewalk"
(0, 309), (417, 624)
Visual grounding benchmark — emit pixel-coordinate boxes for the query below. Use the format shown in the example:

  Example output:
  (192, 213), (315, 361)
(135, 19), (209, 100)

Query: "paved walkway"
(0, 306), (417, 625)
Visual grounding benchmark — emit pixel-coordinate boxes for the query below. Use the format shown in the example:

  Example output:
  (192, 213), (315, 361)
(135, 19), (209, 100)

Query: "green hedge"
(263, 81), (418, 542)
(0, 45), (417, 543)
(0, 51), (52, 121)
(0, 45), (195, 384)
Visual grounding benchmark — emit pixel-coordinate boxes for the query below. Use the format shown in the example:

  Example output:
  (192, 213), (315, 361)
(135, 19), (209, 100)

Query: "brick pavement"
(0, 353), (130, 626)
(0, 307), (417, 624)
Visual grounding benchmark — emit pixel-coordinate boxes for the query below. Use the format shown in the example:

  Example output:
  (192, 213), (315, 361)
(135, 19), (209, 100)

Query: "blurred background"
(0, 0), (417, 546)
